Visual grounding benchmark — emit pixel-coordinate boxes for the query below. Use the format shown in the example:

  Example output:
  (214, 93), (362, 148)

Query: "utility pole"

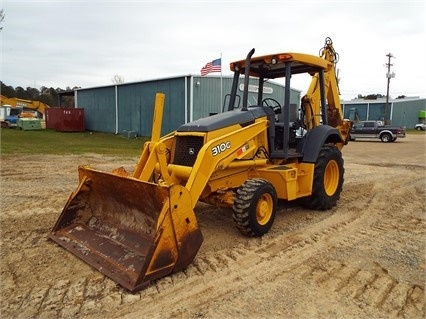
(385, 53), (395, 124)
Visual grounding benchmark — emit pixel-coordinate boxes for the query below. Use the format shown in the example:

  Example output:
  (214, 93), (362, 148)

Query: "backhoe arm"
(302, 37), (351, 145)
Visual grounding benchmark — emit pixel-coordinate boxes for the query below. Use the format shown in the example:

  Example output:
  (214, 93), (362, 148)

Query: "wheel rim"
(256, 193), (273, 225)
(324, 159), (339, 196)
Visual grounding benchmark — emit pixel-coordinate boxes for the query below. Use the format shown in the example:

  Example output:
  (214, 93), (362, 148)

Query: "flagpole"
(220, 52), (223, 113)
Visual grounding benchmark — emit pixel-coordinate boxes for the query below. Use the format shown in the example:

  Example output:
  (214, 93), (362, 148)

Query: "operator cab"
(227, 49), (329, 160)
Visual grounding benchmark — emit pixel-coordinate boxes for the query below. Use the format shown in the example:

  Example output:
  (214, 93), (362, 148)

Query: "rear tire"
(302, 145), (344, 210)
(380, 133), (392, 142)
(232, 179), (277, 237)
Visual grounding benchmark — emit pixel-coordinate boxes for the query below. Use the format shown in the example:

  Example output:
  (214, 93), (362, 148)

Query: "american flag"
(200, 58), (221, 76)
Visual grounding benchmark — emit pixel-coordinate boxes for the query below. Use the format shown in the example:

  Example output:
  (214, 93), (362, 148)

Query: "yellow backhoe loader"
(49, 37), (351, 292)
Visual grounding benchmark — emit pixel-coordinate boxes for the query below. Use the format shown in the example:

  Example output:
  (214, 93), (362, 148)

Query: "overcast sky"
(1, 0), (425, 100)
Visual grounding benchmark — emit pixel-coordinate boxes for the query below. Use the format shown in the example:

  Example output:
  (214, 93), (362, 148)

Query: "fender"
(379, 129), (395, 138)
(302, 125), (343, 163)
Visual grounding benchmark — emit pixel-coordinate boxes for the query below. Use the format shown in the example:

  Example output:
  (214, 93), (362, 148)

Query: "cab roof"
(230, 52), (331, 79)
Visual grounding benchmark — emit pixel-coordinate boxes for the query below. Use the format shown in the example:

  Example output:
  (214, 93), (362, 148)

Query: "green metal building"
(342, 97), (426, 128)
(75, 75), (301, 137)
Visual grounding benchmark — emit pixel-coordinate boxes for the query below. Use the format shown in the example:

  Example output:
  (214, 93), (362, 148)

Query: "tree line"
(1, 81), (79, 108)
(357, 93), (407, 100)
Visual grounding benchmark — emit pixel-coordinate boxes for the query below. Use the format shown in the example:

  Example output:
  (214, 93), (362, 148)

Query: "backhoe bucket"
(49, 166), (203, 292)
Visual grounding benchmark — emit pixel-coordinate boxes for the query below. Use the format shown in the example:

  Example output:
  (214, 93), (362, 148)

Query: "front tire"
(302, 145), (344, 210)
(232, 179), (277, 237)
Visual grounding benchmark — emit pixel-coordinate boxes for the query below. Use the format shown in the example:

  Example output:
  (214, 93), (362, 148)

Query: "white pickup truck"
(415, 123), (425, 131)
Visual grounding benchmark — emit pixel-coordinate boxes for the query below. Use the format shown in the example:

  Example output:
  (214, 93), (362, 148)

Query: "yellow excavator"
(0, 95), (50, 116)
(49, 37), (351, 292)
(1, 95), (50, 127)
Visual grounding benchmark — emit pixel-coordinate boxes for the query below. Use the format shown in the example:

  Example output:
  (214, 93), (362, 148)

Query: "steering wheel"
(262, 98), (282, 114)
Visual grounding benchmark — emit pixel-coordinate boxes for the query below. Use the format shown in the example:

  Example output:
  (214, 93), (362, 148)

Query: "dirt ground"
(1, 134), (425, 319)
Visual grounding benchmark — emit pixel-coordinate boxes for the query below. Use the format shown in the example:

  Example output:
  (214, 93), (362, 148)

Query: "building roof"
(342, 97), (424, 104)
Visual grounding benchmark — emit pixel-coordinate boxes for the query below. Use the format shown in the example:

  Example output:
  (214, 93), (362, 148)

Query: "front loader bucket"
(49, 166), (203, 292)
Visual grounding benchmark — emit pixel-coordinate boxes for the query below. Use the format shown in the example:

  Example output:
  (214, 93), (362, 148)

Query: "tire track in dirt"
(290, 172), (425, 318)
(1, 180), (374, 318)
(88, 181), (384, 317)
(1, 153), (425, 318)
(2, 176), (420, 318)
(113, 171), (424, 318)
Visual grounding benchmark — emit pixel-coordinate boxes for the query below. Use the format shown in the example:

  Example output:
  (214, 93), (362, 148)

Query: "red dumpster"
(46, 108), (85, 132)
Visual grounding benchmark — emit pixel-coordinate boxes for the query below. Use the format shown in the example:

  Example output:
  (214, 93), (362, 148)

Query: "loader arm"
(185, 118), (270, 206)
(132, 94), (272, 205)
(132, 93), (174, 184)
